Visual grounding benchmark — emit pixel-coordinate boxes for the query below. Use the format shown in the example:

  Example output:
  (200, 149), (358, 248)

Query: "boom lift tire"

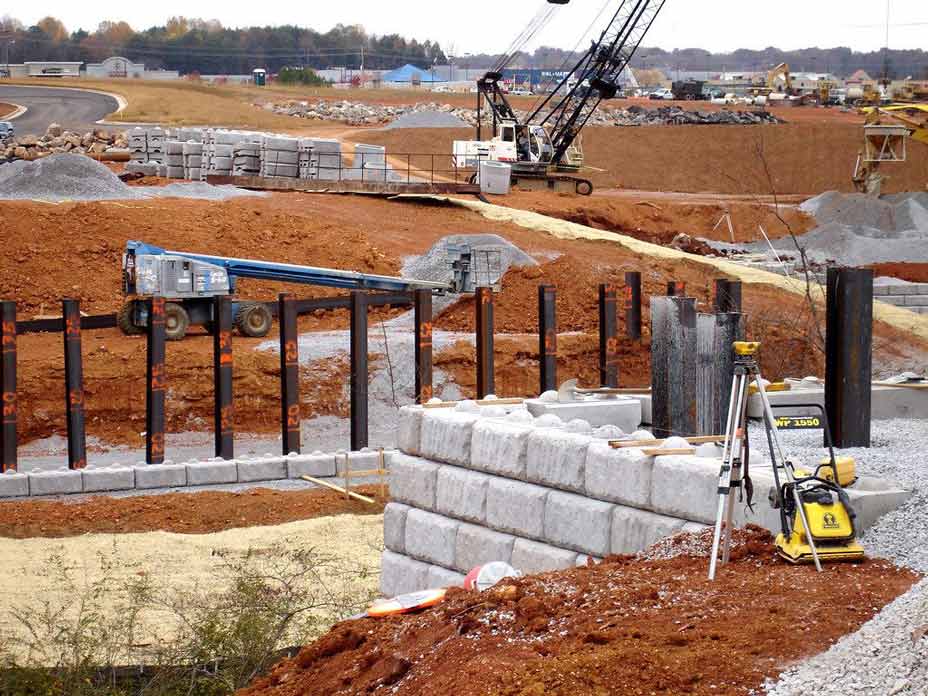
(235, 302), (273, 338)
(117, 301), (144, 336)
(164, 303), (190, 341)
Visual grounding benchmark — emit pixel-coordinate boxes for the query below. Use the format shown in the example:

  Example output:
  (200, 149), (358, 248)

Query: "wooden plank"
(299, 475), (377, 504)
(641, 447), (697, 456)
(422, 398), (524, 409)
(609, 435), (725, 449)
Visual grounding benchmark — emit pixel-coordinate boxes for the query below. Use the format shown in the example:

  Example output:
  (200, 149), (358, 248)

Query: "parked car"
(0, 121), (14, 143)
(509, 88), (534, 96)
(648, 88), (674, 100)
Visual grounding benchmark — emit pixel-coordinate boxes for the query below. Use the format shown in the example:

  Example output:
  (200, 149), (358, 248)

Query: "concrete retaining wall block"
(420, 410), (479, 466)
(186, 460), (238, 486)
(404, 509), (459, 568)
(389, 454), (439, 510)
(81, 466), (135, 493)
(28, 470), (83, 496)
(454, 522), (516, 572)
(511, 538), (578, 575)
(436, 467), (490, 524)
(585, 441), (653, 508)
(525, 429), (591, 493)
(427, 565), (466, 589)
(649, 455), (721, 524)
(134, 463), (187, 489)
(0, 472), (29, 498)
(397, 405), (423, 456)
(470, 419), (532, 477)
(237, 457), (287, 483)
(543, 490), (614, 556)
(486, 478), (549, 539)
(610, 505), (687, 555)
(383, 503), (411, 554)
(380, 550), (430, 598)
(286, 454), (337, 479)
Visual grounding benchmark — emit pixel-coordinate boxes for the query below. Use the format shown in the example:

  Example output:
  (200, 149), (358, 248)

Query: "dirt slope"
(349, 123), (928, 194)
(239, 528), (918, 696)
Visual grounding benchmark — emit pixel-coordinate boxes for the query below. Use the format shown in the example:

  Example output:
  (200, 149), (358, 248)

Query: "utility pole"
(3, 40), (14, 77)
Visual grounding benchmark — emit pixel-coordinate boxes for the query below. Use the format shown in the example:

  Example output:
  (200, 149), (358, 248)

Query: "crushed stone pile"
(1, 122), (128, 161)
(754, 420), (928, 695)
(261, 99), (782, 128)
(0, 153), (139, 201)
(0, 153), (264, 202)
(719, 191), (928, 266)
(386, 110), (470, 129)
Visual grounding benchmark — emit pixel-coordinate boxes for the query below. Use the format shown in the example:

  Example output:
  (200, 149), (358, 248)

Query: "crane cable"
(528, 0), (615, 117)
(492, 1), (564, 73)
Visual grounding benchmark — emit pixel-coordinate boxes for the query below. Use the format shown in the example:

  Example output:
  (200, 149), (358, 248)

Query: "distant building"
(4, 61), (83, 78)
(84, 57), (179, 81)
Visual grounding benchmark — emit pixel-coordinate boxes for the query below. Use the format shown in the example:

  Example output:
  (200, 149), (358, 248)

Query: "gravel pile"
(386, 110), (470, 129)
(752, 420), (928, 694)
(0, 153), (264, 202)
(0, 153), (138, 201)
(718, 191), (928, 267)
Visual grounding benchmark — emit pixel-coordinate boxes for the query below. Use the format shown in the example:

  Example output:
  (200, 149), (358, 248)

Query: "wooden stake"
(609, 435), (725, 449)
(422, 397), (524, 409)
(299, 475), (376, 504)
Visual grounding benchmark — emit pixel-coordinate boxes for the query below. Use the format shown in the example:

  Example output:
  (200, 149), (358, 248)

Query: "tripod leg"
(709, 372), (747, 580)
(721, 390), (750, 564)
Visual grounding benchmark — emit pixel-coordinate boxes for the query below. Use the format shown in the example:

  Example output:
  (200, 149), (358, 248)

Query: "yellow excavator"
(852, 103), (928, 195)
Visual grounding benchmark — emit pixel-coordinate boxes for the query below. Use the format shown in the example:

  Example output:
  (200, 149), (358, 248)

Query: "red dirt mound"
(0, 485), (386, 538)
(870, 262), (928, 284)
(239, 528), (918, 696)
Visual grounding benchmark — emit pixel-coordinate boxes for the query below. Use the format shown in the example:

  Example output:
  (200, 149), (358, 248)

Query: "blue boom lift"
(119, 240), (463, 340)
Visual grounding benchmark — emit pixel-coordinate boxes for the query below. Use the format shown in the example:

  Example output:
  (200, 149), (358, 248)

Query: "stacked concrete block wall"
(261, 136), (300, 179)
(355, 143), (390, 182)
(0, 449), (391, 499)
(381, 402), (912, 598)
(874, 281), (928, 315)
(164, 141), (185, 179)
(182, 141), (204, 180)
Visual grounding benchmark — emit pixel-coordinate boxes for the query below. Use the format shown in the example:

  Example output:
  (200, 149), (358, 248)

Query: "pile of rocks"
(595, 105), (782, 126)
(1, 123), (129, 161)
(261, 99), (479, 127)
(261, 99), (781, 128)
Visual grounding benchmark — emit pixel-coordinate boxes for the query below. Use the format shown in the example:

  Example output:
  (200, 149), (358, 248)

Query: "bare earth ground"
(3, 193), (925, 448)
(0, 102), (15, 119)
(0, 485), (386, 538)
(347, 123), (928, 195)
(239, 528), (919, 696)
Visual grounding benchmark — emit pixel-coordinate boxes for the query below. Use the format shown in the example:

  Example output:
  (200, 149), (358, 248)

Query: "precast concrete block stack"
(261, 136), (300, 179)
(182, 141), (204, 181)
(164, 141), (185, 179)
(355, 143), (389, 182)
(202, 130), (243, 180)
(297, 137), (342, 181)
(381, 401), (912, 597)
(233, 141), (261, 176)
(126, 127), (167, 176)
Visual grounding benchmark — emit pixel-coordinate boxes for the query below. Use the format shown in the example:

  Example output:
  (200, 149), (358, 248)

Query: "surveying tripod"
(708, 341), (822, 580)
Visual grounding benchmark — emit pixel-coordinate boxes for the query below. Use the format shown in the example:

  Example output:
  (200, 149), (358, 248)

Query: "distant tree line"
(461, 45), (928, 81)
(0, 15), (447, 74)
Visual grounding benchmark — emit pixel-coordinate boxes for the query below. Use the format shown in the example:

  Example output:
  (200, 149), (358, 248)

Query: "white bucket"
(479, 161), (512, 195)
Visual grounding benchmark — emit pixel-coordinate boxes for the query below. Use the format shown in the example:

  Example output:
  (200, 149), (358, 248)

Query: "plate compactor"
(709, 341), (864, 579)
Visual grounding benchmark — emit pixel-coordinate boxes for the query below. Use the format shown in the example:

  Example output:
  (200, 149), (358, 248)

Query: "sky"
(11, 0), (928, 55)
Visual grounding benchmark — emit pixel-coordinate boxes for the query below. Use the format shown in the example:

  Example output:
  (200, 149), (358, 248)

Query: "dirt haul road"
(2, 193), (925, 449)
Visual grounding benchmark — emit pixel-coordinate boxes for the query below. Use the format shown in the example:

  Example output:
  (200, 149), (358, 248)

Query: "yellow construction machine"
(852, 103), (928, 195)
